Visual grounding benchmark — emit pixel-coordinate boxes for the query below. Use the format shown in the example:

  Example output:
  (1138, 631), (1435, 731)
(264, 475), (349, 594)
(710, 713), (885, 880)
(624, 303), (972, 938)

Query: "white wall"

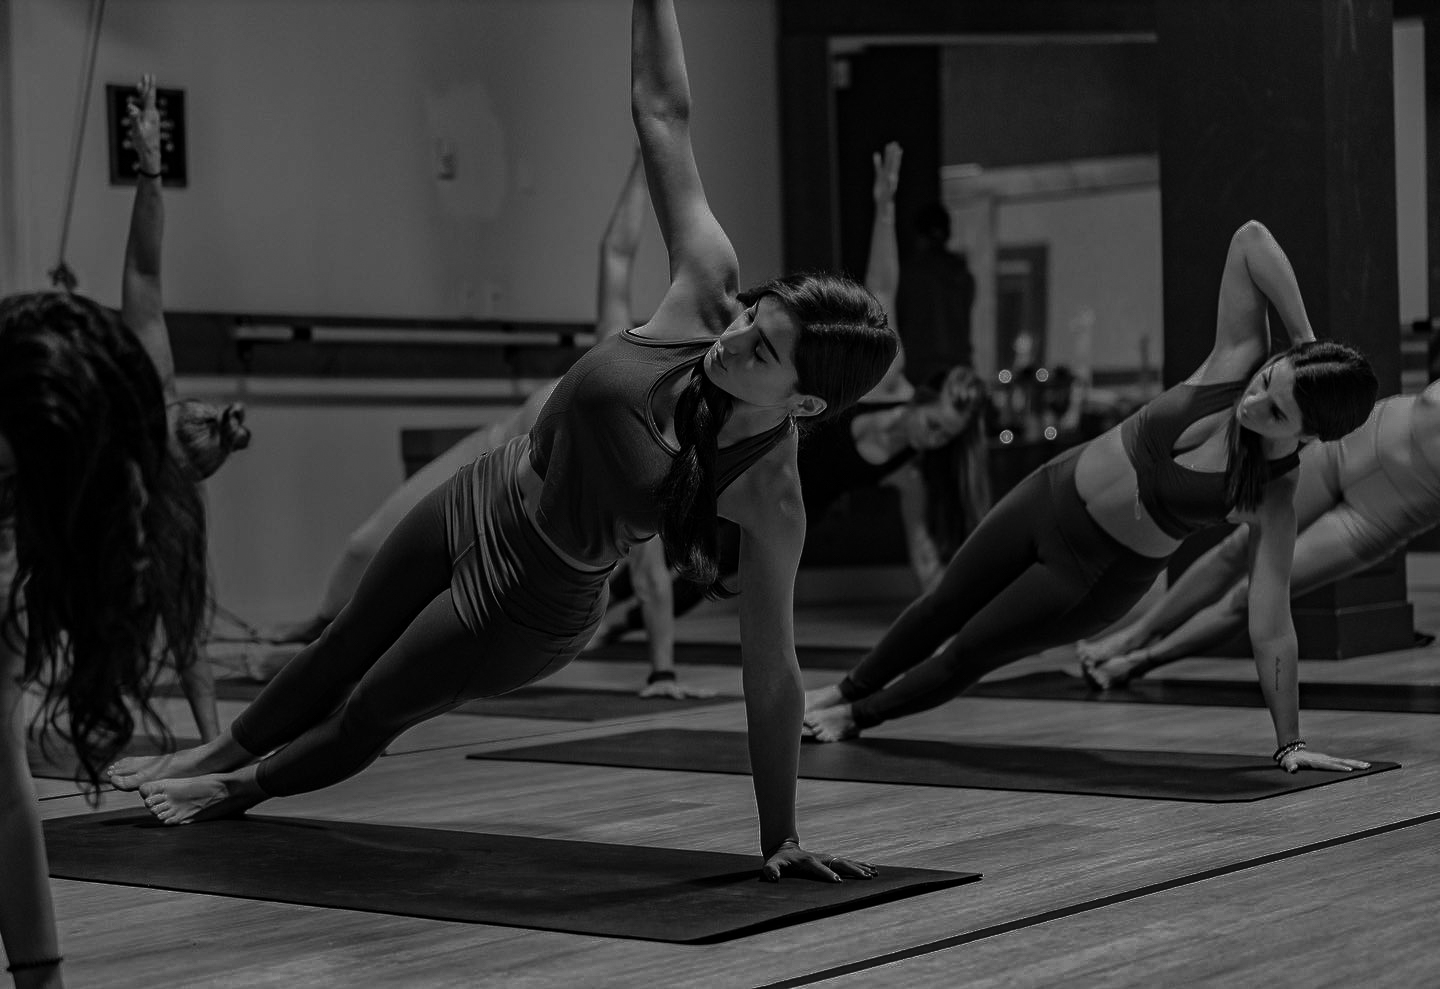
(3, 0), (781, 318)
(1395, 19), (1427, 326)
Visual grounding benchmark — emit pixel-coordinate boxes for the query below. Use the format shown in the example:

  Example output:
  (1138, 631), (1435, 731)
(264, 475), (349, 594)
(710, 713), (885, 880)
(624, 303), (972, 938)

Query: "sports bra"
(1121, 376), (1300, 539)
(528, 330), (792, 565)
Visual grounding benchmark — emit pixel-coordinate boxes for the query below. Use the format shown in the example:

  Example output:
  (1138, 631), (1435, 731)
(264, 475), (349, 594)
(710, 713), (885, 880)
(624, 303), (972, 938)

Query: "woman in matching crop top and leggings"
(108, 0), (899, 883)
(804, 221), (1379, 774)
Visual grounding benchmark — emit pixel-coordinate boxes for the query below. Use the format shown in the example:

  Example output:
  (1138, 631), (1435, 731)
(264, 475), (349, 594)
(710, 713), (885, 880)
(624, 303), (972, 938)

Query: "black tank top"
(529, 330), (793, 565)
(798, 402), (913, 520)
(1121, 376), (1301, 539)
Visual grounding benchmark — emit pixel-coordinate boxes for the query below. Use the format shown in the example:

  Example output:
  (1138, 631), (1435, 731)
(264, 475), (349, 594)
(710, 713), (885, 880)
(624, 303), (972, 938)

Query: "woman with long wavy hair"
(0, 289), (209, 988)
(113, 0), (897, 884)
(805, 221), (1379, 779)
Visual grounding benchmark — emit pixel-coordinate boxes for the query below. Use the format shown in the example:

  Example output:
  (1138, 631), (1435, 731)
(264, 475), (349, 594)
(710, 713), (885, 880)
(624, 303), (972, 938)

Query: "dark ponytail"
(656, 367), (734, 597)
(655, 272), (896, 597)
(1225, 340), (1376, 512)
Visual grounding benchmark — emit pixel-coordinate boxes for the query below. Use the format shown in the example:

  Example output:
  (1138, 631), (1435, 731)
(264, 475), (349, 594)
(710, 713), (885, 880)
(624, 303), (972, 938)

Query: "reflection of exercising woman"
(806, 221), (1379, 776)
(1079, 382), (1440, 688)
(111, 0), (898, 884)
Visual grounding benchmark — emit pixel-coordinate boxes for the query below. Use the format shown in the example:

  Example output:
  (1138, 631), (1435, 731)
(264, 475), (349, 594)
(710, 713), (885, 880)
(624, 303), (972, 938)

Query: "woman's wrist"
(763, 836), (800, 857)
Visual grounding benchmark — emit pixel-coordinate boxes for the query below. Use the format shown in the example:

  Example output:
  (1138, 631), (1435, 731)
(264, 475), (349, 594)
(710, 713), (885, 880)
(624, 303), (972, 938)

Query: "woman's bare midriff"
(1073, 428), (1181, 560)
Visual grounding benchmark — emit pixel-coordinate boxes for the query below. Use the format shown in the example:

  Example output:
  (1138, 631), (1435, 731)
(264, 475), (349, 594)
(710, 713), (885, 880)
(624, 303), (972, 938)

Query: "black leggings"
(230, 467), (601, 797)
(840, 446), (1166, 729)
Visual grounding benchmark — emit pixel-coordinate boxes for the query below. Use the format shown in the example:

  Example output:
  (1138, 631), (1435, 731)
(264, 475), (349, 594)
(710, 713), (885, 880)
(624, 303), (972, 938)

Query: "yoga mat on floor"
(451, 686), (736, 721)
(584, 640), (868, 670)
(156, 677), (264, 702)
(43, 811), (979, 943)
(968, 671), (1440, 714)
(27, 736), (200, 782)
(469, 728), (1400, 803)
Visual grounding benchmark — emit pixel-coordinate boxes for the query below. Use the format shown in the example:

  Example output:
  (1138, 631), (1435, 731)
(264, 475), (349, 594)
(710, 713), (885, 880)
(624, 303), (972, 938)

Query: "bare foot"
(803, 704), (859, 743)
(1081, 648), (1151, 691)
(803, 683), (845, 716)
(139, 771), (263, 825)
(108, 735), (253, 792)
(1075, 624), (1149, 666)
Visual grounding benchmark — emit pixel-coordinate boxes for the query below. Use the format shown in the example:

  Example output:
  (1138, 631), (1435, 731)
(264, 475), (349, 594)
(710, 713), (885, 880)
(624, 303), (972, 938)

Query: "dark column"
(1158, 0), (1411, 659)
(778, 35), (840, 275)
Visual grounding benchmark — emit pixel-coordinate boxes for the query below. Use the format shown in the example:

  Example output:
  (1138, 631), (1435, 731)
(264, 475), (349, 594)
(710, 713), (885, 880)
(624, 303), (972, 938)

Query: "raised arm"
(631, 0), (737, 325)
(861, 143), (911, 402)
(594, 150), (652, 340)
(120, 74), (175, 401)
(1205, 221), (1315, 380)
(719, 441), (875, 881)
(1244, 479), (1369, 773)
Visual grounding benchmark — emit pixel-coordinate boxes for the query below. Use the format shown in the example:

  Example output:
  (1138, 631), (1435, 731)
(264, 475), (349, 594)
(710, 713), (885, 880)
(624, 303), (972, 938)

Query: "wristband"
(6, 957), (63, 973)
(137, 166), (162, 179)
(645, 669), (676, 685)
(1272, 739), (1307, 764)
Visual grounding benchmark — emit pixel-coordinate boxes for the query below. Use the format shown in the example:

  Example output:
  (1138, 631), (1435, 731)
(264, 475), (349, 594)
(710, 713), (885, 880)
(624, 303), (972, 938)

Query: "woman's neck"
(718, 402), (791, 446)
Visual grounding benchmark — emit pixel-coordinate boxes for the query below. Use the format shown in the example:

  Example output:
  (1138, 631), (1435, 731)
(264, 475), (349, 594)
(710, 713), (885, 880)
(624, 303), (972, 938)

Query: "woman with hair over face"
(121, 75), (250, 742)
(806, 220), (1380, 776)
(0, 296), (210, 987)
(113, 0), (897, 883)
(1077, 374), (1440, 689)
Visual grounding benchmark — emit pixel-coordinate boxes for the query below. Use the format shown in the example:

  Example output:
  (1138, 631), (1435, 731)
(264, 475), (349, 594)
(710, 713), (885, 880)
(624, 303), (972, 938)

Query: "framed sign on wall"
(106, 83), (187, 187)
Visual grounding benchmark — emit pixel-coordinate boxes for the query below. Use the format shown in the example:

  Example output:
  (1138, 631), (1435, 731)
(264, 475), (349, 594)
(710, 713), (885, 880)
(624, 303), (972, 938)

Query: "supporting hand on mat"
(1277, 748), (1372, 774)
(761, 840), (878, 883)
(638, 678), (716, 700)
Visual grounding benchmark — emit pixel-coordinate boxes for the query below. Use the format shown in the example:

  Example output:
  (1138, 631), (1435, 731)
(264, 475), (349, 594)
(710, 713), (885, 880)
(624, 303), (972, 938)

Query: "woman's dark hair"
(915, 365), (992, 561)
(173, 398), (251, 480)
(656, 273), (896, 596)
(1225, 339), (1377, 512)
(0, 291), (209, 799)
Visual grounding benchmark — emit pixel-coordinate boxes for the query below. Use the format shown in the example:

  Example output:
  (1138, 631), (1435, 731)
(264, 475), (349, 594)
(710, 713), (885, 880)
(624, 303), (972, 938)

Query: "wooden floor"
(33, 557), (1440, 988)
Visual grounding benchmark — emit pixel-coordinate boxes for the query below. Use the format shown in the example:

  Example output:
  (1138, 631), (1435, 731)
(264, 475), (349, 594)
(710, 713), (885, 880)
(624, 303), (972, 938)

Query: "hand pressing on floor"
(761, 839), (878, 883)
(1275, 743), (1372, 774)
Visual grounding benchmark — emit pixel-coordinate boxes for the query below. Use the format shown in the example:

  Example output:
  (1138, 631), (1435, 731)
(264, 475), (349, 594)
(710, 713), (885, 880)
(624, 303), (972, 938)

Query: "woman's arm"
(1204, 221), (1315, 381)
(1244, 478), (1368, 772)
(594, 150), (651, 341)
(119, 74), (175, 402)
(861, 143), (911, 402)
(719, 441), (875, 881)
(880, 463), (943, 592)
(631, 0), (737, 334)
(0, 600), (66, 988)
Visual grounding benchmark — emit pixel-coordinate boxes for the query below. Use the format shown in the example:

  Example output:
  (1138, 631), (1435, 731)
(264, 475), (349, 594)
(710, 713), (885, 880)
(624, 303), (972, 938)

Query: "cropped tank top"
(528, 329), (793, 565)
(797, 402), (913, 520)
(1120, 376), (1301, 540)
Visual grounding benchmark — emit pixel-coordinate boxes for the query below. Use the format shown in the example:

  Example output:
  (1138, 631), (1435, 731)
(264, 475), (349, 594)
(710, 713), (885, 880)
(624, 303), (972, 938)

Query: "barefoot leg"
(139, 766), (266, 826)
(803, 683), (847, 716)
(108, 732), (257, 792)
(802, 703), (859, 743)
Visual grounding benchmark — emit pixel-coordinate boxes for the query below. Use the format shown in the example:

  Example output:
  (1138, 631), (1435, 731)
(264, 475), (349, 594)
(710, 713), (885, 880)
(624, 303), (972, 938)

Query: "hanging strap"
(48, 0), (108, 291)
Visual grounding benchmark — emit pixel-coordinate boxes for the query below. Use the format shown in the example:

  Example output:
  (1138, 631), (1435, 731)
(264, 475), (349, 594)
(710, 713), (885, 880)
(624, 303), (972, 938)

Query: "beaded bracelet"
(646, 669), (677, 685)
(6, 956), (63, 973)
(1272, 739), (1307, 764)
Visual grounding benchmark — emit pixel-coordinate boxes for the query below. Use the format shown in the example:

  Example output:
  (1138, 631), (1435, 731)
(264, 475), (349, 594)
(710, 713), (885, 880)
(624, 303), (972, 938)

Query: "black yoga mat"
(584, 640), (868, 670)
(968, 671), (1440, 714)
(469, 728), (1400, 803)
(451, 686), (737, 721)
(43, 810), (979, 943)
(156, 677), (264, 702)
(27, 735), (200, 782)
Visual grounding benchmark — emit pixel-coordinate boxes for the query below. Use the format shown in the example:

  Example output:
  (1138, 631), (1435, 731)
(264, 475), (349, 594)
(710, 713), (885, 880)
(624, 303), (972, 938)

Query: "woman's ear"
(790, 393), (828, 419)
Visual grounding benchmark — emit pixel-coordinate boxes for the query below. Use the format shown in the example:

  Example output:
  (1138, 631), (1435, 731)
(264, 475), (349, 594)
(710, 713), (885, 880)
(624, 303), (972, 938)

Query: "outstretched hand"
(127, 74), (162, 175)
(761, 840), (878, 883)
(872, 142), (902, 205)
(1278, 748), (1371, 774)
